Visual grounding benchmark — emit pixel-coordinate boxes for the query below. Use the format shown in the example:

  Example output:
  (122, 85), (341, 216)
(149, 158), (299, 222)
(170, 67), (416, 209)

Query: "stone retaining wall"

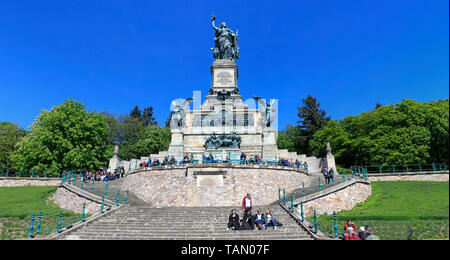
(48, 188), (101, 215)
(368, 173), (448, 182)
(300, 182), (372, 217)
(0, 178), (60, 187)
(121, 167), (312, 207)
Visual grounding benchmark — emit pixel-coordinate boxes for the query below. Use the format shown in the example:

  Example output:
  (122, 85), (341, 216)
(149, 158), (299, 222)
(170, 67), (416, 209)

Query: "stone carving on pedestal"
(204, 133), (242, 149)
(216, 71), (233, 84)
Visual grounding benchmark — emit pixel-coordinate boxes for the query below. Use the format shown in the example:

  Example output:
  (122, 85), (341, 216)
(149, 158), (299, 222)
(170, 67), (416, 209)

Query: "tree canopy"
(11, 99), (112, 173)
(310, 99), (449, 167)
(296, 95), (330, 155)
(102, 105), (170, 161)
(0, 122), (27, 169)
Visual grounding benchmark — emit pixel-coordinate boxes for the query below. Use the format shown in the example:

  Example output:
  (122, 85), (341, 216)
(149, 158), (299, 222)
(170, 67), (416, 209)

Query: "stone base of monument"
(120, 166), (312, 207)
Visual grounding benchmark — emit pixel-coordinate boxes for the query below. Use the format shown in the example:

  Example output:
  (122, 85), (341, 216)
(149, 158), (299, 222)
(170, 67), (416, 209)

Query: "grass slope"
(317, 181), (449, 240)
(0, 186), (61, 219)
(0, 186), (80, 240)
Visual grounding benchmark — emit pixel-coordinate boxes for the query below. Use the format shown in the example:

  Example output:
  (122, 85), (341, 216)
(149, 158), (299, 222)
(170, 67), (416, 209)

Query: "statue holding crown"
(211, 15), (239, 60)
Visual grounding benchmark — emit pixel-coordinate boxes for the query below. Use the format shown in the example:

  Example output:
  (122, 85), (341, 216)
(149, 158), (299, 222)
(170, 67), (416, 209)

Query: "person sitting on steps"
(264, 209), (277, 230)
(169, 156), (176, 165)
(240, 152), (247, 164)
(242, 209), (254, 230)
(227, 209), (240, 230)
(254, 209), (266, 230)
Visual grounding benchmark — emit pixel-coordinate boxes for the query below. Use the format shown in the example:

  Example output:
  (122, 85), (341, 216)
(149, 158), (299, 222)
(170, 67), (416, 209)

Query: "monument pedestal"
(262, 129), (278, 162)
(108, 144), (120, 171)
(168, 130), (184, 161)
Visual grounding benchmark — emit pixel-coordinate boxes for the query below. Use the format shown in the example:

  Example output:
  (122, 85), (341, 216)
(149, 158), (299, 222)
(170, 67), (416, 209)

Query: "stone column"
(108, 143), (120, 171)
(325, 139), (337, 174)
(262, 129), (278, 161)
(168, 129), (184, 162)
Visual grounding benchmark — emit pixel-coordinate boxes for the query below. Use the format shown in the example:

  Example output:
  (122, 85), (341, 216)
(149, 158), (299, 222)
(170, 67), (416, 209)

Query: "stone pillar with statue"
(325, 139), (338, 174)
(108, 143), (120, 172)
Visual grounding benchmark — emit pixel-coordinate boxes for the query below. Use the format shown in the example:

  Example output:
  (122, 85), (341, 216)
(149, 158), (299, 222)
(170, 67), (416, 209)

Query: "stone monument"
(116, 16), (337, 175)
(166, 16), (279, 162)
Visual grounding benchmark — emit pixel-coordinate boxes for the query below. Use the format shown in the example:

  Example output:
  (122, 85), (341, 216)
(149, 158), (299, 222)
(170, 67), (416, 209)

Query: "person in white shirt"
(242, 193), (253, 211)
(222, 150), (227, 162)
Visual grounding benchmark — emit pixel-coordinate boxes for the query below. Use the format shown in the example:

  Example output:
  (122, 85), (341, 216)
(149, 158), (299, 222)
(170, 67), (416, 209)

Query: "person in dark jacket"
(242, 209), (254, 230)
(329, 168), (335, 184)
(227, 209), (240, 230)
(358, 226), (367, 240)
(322, 167), (330, 184)
(240, 152), (247, 164)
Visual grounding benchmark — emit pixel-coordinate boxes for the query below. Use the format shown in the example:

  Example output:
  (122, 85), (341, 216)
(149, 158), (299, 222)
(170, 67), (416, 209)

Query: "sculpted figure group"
(204, 132), (242, 149)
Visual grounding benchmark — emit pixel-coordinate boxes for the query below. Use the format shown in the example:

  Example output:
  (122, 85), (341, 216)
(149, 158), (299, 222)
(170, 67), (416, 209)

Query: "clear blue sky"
(1, 0), (448, 130)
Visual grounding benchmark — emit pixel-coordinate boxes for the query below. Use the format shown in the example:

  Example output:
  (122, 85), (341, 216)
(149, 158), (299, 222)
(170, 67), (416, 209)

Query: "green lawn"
(316, 181), (449, 240)
(0, 186), (80, 240)
(0, 186), (61, 219)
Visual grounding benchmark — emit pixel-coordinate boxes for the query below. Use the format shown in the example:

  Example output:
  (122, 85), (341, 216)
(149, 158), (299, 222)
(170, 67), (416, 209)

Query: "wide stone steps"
(74, 235), (311, 240)
(62, 205), (313, 240)
(78, 224), (302, 230)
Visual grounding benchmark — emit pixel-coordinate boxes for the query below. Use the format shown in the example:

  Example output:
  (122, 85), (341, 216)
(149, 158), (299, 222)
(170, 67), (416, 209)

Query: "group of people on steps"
(227, 193), (281, 231)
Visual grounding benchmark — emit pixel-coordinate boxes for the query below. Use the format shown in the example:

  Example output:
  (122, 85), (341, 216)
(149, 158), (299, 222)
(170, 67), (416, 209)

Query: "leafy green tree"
(310, 120), (352, 161)
(11, 99), (112, 174)
(296, 95), (330, 155)
(310, 99), (449, 167)
(277, 124), (298, 152)
(101, 105), (171, 161)
(119, 126), (171, 161)
(102, 111), (125, 144)
(0, 122), (27, 169)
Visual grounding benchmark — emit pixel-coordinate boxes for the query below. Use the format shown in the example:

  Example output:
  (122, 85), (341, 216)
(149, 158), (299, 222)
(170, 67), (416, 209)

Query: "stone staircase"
(60, 206), (314, 240)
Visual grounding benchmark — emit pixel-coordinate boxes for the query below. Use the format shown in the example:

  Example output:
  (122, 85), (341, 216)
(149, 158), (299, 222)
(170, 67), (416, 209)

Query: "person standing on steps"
(329, 168), (335, 184)
(322, 167), (330, 184)
(120, 167), (125, 178)
(242, 193), (253, 211)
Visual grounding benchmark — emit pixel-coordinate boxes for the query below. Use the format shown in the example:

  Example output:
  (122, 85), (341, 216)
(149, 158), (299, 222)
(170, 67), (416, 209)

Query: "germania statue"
(211, 15), (239, 60)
